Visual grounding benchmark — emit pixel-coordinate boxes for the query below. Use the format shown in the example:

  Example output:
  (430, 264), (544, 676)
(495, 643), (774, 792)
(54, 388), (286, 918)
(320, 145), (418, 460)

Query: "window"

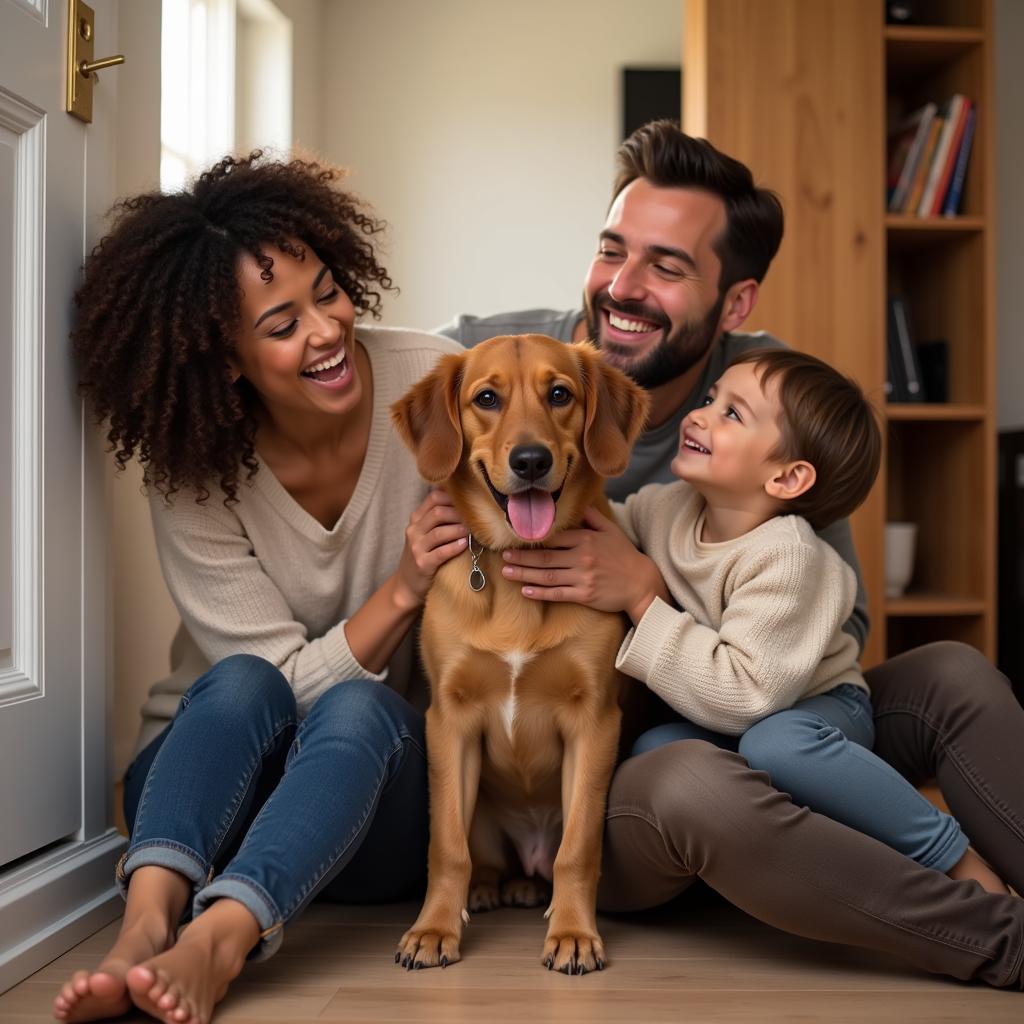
(235, 0), (292, 156)
(160, 0), (236, 192)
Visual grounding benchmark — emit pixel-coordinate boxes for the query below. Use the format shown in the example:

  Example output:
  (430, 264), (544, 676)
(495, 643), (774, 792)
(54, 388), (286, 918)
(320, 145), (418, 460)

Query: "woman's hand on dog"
(393, 489), (469, 611)
(501, 506), (669, 624)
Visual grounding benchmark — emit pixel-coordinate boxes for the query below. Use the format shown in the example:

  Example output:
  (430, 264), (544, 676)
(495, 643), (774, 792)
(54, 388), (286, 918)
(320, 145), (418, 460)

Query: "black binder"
(998, 429), (1024, 705)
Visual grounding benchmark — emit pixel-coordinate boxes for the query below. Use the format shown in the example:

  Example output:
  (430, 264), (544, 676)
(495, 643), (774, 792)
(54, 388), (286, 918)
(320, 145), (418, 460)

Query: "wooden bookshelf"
(882, 0), (995, 662)
(684, 0), (996, 667)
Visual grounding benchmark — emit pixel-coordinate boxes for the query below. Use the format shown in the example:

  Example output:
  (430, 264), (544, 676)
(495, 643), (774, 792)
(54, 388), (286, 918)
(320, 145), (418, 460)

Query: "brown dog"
(390, 334), (648, 974)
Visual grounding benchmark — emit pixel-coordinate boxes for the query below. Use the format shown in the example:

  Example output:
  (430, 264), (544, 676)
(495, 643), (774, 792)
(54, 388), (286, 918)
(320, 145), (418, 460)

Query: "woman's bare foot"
(53, 865), (191, 1023)
(52, 915), (174, 1022)
(126, 898), (259, 1024)
(948, 846), (1010, 894)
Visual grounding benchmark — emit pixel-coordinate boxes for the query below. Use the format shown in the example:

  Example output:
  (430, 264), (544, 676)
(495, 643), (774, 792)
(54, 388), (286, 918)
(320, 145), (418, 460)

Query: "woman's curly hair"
(74, 150), (394, 503)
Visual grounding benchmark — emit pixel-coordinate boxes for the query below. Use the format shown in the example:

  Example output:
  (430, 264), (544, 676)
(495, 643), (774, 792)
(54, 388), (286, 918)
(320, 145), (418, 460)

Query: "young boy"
(508, 347), (1005, 892)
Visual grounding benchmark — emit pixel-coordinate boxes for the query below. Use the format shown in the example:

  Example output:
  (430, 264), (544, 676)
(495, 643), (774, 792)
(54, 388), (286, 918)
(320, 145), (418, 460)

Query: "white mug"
(885, 522), (918, 599)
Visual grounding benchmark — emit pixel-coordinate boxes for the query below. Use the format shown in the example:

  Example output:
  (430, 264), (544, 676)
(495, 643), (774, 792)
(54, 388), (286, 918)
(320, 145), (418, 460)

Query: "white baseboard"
(0, 829), (127, 993)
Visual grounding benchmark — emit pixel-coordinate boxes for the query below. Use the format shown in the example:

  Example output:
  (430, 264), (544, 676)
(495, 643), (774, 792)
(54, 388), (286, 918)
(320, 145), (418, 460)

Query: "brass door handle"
(66, 0), (125, 123)
(79, 55), (125, 77)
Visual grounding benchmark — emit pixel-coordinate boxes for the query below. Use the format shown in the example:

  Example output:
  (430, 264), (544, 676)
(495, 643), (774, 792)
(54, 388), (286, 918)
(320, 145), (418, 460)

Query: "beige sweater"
(136, 326), (462, 752)
(615, 481), (867, 736)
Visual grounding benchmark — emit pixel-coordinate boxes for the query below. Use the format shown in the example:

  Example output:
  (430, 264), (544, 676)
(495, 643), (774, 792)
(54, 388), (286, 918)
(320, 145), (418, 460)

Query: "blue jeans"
(119, 654), (428, 959)
(632, 684), (968, 873)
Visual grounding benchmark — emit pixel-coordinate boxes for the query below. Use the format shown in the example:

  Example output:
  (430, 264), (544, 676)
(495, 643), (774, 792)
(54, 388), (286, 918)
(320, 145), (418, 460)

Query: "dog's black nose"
(509, 444), (553, 482)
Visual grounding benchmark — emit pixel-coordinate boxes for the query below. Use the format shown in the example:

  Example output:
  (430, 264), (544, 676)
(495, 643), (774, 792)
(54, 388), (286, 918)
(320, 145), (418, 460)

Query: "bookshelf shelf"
(887, 217), (984, 253)
(886, 403), (986, 421)
(886, 214), (983, 232)
(885, 26), (984, 45)
(886, 594), (987, 617)
(885, 27), (984, 86)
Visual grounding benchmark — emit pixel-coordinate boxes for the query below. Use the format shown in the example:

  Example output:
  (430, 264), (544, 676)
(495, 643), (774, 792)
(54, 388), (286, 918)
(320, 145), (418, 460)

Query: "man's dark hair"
(73, 150), (394, 505)
(613, 120), (784, 292)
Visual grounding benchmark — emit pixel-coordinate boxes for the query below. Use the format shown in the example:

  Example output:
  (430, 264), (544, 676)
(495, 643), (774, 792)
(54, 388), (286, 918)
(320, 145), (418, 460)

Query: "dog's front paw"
(396, 915), (465, 970)
(468, 880), (501, 912)
(501, 877), (551, 908)
(541, 928), (606, 975)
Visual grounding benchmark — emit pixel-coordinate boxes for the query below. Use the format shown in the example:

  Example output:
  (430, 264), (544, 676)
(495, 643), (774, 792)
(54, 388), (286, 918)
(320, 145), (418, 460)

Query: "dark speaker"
(622, 68), (681, 141)
(998, 429), (1024, 705)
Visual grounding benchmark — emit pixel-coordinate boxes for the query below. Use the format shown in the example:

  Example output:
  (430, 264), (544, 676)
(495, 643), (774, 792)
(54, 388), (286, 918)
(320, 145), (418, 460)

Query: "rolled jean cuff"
(116, 840), (210, 901)
(926, 822), (971, 874)
(193, 874), (284, 961)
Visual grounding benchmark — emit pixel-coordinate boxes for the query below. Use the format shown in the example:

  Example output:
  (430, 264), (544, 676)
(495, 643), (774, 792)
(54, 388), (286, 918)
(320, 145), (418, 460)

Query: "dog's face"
(392, 334), (649, 548)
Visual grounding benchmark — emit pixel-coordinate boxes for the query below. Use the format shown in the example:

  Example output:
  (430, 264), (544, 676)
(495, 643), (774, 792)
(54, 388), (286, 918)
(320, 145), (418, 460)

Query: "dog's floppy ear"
(390, 352), (465, 482)
(576, 342), (650, 477)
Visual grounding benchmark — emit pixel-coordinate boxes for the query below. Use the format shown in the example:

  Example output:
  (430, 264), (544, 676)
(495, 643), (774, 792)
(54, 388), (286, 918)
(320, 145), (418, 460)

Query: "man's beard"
(584, 290), (726, 390)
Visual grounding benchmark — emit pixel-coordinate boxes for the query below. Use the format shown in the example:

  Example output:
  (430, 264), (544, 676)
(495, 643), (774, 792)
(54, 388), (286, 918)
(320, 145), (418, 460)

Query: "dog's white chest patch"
(499, 650), (535, 739)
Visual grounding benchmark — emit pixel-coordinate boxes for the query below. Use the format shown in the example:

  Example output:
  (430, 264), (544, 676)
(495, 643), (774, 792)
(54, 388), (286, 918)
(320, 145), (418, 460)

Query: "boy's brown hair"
(729, 347), (881, 530)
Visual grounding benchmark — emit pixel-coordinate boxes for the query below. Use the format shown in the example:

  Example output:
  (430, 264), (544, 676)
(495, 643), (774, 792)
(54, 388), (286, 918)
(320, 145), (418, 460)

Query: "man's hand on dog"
(501, 506), (668, 624)
(393, 489), (468, 611)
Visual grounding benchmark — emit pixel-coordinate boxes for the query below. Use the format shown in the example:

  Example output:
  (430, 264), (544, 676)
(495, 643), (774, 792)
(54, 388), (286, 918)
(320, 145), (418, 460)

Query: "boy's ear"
(764, 460), (816, 503)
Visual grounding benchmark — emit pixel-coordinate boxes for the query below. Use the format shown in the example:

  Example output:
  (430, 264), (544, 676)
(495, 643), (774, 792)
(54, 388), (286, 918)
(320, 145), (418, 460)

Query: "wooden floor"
(1, 888), (1019, 1023)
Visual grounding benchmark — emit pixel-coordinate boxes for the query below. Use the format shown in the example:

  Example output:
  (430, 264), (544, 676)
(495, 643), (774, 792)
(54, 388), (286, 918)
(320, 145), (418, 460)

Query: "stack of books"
(885, 94), (977, 217)
(886, 296), (924, 403)
(885, 296), (949, 405)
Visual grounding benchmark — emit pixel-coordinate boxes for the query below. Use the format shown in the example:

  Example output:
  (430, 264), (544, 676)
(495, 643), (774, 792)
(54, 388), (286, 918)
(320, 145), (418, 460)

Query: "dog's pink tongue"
(507, 490), (556, 541)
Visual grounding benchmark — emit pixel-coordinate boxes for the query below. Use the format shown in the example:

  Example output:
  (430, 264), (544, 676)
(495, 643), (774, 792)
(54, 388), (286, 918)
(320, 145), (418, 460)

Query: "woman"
(54, 153), (467, 1024)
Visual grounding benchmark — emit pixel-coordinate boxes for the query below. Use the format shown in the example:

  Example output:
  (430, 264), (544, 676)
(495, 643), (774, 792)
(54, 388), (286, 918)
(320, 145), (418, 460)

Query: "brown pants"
(598, 642), (1024, 988)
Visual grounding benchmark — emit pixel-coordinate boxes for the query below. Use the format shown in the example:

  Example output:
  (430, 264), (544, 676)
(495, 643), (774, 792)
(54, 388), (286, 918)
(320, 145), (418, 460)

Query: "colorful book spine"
(917, 94), (966, 217)
(888, 103), (937, 212)
(941, 105), (977, 218)
(930, 98), (972, 215)
(904, 117), (942, 215)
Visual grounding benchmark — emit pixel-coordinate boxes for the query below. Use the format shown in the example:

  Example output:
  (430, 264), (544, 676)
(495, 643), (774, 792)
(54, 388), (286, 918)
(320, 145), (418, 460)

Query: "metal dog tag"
(468, 534), (486, 592)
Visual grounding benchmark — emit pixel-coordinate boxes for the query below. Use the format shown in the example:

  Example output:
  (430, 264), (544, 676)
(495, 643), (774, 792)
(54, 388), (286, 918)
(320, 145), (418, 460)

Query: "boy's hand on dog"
(393, 489), (468, 611)
(501, 506), (669, 624)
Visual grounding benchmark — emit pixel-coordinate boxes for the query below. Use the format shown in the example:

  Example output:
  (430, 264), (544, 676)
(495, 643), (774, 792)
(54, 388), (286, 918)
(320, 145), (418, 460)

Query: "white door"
(0, 0), (124, 991)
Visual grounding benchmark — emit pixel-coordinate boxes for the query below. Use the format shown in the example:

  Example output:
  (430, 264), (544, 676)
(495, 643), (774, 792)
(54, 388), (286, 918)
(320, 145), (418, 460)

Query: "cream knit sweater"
(136, 326), (462, 751)
(615, 481), (867, 736)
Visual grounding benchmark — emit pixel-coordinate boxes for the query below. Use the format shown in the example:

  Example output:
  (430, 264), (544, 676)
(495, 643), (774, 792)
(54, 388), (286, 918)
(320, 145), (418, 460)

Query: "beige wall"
(274, 0), (324, 153)
(996, 0), (1024, 430)
(319, 0), (684, 331)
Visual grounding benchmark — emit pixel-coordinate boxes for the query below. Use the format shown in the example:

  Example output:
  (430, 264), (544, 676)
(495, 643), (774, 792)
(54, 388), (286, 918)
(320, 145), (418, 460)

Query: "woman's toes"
(150, 968), (173, 1002)
(89, 970), (124, 1001)
(126, 963), (154, 988)
(157, 981), (180, 1010)
(53, 966), (131, 1023)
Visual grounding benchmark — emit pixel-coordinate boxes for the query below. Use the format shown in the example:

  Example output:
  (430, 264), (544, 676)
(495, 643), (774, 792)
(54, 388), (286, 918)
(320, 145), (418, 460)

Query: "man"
(438, 124), (870, 647)
(435, 121), (1024, 987)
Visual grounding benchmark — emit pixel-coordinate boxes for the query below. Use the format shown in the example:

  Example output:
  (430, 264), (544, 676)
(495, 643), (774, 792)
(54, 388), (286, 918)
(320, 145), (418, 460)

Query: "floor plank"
(1, 896), (1018, 1022)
